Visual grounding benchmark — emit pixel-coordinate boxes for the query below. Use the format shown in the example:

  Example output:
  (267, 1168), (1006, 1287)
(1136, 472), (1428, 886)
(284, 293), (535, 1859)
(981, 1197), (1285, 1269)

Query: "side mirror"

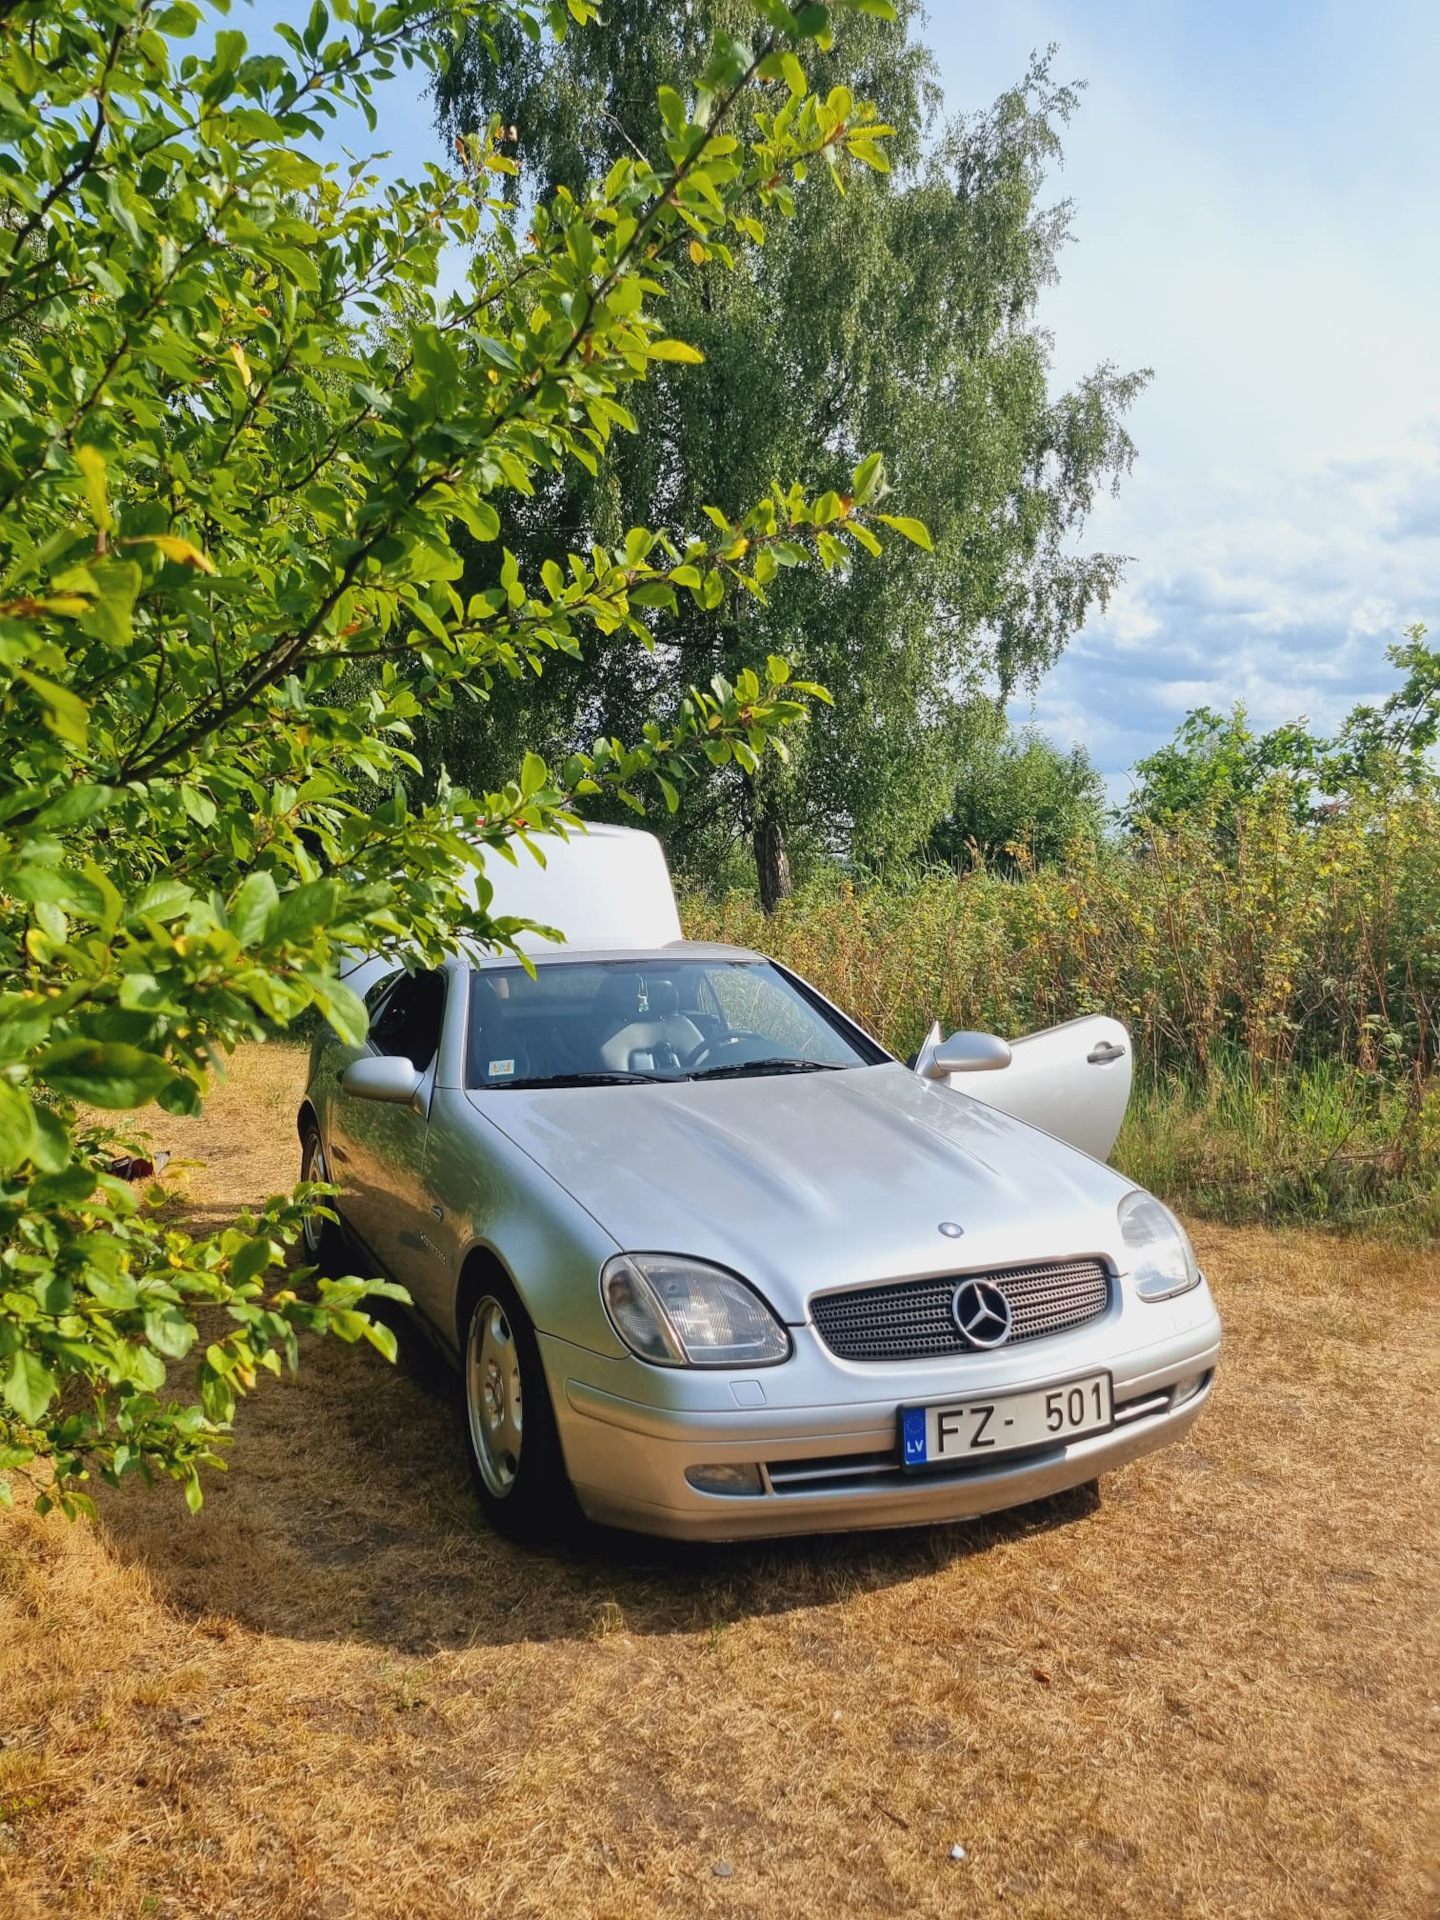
(921, 1029), (1012, 1079)
(341, 1056), (424, 1104)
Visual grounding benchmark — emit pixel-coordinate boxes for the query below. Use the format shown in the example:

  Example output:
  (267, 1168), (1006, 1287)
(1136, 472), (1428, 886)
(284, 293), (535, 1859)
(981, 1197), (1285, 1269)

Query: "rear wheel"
(461, 1276), (577, 1544)
(298, 1119), (347, 1273)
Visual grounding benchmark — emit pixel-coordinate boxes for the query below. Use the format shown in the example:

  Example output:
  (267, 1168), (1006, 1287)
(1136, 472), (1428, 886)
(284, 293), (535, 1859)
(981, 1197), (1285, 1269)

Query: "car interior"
(459, 961), (869, 1087)
(465, 968), (720, 1084)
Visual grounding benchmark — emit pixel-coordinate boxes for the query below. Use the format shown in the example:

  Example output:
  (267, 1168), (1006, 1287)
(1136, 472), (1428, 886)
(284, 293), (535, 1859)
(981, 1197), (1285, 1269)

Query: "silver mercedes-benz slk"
(298, 828), (1220, 1543)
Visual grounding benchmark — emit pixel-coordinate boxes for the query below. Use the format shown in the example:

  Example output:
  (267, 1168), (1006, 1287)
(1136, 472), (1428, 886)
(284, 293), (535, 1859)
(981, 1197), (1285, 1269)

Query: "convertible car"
(298, 827), (1220, 1542)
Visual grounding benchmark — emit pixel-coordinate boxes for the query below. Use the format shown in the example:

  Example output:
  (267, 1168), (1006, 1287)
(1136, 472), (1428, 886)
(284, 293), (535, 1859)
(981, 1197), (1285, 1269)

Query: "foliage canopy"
(927, 704), (1105, 873)
(431, 3), (1148, 902)
(0, 0), (910, 1512)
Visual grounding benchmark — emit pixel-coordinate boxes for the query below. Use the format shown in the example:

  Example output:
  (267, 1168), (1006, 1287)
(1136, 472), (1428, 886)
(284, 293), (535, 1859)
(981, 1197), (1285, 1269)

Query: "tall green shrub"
(0, 0), (913, 1513)
(687, 794), (1440, 1078)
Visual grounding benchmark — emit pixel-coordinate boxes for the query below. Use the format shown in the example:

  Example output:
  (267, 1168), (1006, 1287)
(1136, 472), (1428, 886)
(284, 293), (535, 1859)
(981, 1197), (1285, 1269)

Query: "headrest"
(646, 979), (679, 1020)
(592, 971), (646, 1020)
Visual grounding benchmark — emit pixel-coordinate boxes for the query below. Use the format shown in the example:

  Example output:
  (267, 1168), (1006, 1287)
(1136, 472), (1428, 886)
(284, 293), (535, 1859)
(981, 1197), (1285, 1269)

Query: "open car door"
(920, 1013), (1133, 1162)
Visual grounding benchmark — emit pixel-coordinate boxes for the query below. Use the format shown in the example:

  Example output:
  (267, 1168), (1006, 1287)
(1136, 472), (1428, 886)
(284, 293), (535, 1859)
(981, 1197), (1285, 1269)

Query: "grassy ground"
(1, 1044), (1437, 1919)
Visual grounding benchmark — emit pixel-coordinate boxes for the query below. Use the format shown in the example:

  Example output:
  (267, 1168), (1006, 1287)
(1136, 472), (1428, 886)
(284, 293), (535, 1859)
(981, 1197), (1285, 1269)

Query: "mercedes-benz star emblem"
(938, 1221), (964, 1239)
(951, 1279), (1013, 1349)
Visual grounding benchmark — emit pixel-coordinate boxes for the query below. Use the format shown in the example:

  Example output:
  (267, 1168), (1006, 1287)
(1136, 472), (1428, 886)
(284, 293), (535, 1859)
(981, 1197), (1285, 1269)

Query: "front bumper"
(541, 1284), (1222, 1541)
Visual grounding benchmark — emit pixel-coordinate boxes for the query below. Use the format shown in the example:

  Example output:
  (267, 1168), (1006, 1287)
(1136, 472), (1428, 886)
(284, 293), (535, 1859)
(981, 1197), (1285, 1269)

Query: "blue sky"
(927, 2), (1440, 788)
(232, 1), (1440, 787)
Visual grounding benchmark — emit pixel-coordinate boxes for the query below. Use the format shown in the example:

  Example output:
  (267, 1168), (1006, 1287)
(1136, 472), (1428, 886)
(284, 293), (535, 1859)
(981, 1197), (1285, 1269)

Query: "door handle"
(1087, 1040), (1126, 1065)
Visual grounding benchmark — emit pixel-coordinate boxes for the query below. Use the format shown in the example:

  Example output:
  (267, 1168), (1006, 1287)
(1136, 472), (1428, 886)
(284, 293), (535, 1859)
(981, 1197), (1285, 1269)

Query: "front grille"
(766, 1450), (901, 1495)
(810, 1257), (1111, 1362)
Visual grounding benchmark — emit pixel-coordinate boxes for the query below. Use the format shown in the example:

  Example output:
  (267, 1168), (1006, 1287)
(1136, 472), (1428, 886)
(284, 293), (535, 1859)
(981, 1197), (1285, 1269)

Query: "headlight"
(1118, 1191), (1201, 1300)
(600, 1254), (792, 1368)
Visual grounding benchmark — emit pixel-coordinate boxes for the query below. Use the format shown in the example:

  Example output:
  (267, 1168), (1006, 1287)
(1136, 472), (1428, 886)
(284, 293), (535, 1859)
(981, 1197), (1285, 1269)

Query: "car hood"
(467, 1063), (1133, 1323)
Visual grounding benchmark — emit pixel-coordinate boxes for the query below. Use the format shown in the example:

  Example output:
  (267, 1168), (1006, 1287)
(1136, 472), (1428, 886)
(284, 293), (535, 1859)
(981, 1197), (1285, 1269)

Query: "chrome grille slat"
(766, 1451), (901, 1488)
(810, 1258), (1111, 1362)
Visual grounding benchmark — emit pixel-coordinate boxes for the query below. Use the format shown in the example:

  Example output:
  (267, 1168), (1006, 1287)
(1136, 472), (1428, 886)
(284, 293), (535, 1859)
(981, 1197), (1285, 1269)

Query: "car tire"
(461, 1275), (578, 1544)
(298, 1119), (348, 1274)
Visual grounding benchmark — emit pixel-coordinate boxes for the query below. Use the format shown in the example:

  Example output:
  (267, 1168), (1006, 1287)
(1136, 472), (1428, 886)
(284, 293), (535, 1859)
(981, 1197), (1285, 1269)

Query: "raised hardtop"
(469, 824), (684, 954)
(468, 939), (763, 969)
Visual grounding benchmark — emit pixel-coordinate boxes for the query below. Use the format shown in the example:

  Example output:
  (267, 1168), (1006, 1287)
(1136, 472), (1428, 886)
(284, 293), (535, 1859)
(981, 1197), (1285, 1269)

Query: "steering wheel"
(684, 1030), (769, 1074)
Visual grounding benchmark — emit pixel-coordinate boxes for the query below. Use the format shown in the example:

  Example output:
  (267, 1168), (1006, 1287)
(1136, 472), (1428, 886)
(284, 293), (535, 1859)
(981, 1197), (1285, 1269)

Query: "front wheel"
(461, 1278), (577, 1544)
(298, 1120), (347, 1273)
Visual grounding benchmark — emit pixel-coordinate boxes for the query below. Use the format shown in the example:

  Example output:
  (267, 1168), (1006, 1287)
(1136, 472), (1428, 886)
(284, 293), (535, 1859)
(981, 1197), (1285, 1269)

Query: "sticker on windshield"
(488, 1059), (515, 1077)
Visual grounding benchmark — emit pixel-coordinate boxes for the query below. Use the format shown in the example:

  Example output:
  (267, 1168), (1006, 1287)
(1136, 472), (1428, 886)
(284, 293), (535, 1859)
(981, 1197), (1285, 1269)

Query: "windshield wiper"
(484, 1071), (663, 1090)
(689, 1058), (847, 1081)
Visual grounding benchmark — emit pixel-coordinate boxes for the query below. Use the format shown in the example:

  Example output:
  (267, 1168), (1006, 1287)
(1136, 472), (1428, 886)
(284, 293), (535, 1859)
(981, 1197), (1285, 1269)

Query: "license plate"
(900, 1370), (1113, 1471)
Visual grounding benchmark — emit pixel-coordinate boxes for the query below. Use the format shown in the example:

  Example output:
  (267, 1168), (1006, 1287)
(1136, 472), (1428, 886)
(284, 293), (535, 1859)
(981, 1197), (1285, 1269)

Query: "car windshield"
(466, 959), (885, 1089)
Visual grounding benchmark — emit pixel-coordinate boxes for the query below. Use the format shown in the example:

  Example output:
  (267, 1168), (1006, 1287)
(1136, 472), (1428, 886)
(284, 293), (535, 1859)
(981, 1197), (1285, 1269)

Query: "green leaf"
(37, 1041), (177, 1110)
(130, 878), (194, 923)
(70, 559), (141, 646)
(2, 1348), (56, 1424)
(74, 445), (113, 533)
(180, 785), (217, 828)
(629, 582), (677, 611)
(875, 513), (933, 552)
(647, 339), (705, 365)
(144, 1305), (198, 1360)
(34, 784), (117, 829)
(31, 1163), (99, 1208)
(230, 1236), (277, 1288)
(851, 451), (885, 505)
(230, 871), (279, 946)
(308, 975), (368, 1047)
(361, 1316), (399, 1362)
(29, 1104), (71, 1175)
(156, 1074), (202, 1117)
(19, 673), (89, 747)
(270, 879), (340, 945)
(459, 498), (501, 542)
(520, 751), (549, 797)
(0, 1085), (36, 1171)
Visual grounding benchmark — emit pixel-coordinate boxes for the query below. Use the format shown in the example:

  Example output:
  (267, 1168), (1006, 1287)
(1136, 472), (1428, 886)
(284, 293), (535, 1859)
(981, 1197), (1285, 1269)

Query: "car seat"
(596, 975), (703, 1075)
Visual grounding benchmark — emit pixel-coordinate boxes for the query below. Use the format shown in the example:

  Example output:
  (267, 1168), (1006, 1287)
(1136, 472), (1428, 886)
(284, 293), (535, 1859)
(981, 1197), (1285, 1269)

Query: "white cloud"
(933, 1), (1440, 773)
(1014, 429), (1440, 771)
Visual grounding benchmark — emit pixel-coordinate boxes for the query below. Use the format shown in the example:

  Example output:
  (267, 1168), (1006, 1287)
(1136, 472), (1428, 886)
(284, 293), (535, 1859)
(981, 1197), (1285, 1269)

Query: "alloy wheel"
(467, 1296), (523, 1498)
(300, 1131), (328, 1258)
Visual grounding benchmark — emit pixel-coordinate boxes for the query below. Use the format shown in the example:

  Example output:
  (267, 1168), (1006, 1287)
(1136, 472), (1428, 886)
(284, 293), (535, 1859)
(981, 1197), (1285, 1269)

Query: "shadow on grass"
(99, 1294), (1102, 1657)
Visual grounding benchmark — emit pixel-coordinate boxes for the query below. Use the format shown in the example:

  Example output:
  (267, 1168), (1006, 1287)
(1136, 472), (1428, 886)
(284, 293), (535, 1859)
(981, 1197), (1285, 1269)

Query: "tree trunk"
(753, 807), (793, 913)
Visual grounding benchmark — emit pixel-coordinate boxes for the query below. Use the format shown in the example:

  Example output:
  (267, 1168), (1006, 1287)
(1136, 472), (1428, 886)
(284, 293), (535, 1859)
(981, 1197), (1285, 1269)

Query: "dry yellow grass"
(1, 1043), (1436, 1919)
